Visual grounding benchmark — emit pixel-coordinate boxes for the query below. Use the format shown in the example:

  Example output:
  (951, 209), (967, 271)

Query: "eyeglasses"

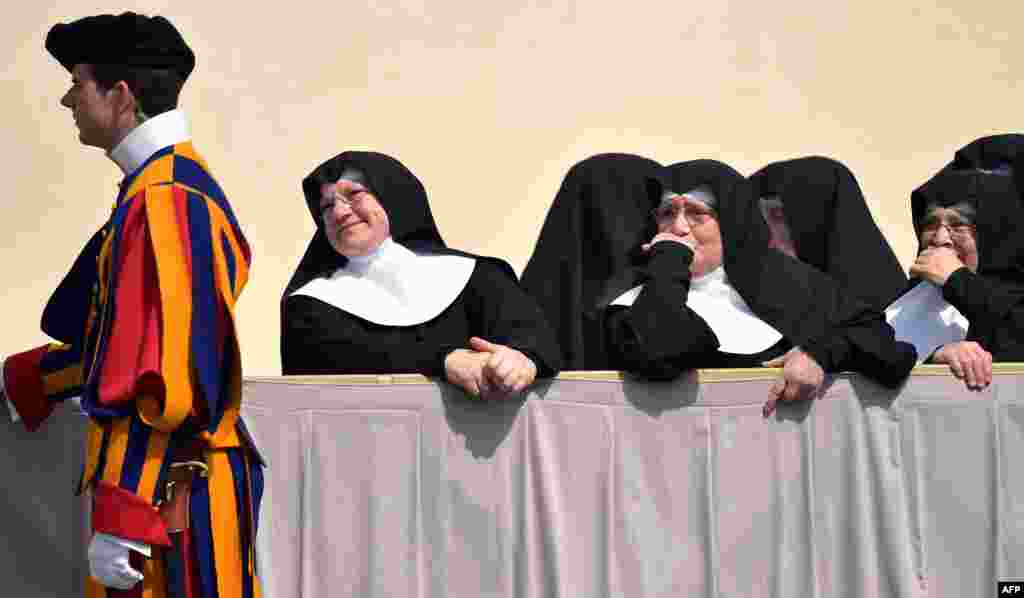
(319, 183), (371, 214)
(652, 202), (716, 227)
(920, 220), (976, 242)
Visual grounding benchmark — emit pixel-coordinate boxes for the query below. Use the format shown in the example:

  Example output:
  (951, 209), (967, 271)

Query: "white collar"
(108, 109), (191, 175)
(610, 266), (783, 354)
(291, 238), (478, 326)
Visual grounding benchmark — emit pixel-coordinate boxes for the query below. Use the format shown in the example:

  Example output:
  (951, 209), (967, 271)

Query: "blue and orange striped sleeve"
(88, 180), (250, 547)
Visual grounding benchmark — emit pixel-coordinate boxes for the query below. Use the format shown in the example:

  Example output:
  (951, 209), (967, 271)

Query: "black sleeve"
(942, 267), (1024, 327)
(802, 318), (917, 387)
(603, 242), (721, 381)
(462, 260), (565, 377)
(281, 295), (451, 376)
(942, 268), (1024, 360)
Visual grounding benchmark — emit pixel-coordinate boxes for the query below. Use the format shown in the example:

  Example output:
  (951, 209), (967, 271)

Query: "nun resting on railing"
(886, 134), (1024, 391)
(521, 154), (916, 416)
(280, 151), (562, 399)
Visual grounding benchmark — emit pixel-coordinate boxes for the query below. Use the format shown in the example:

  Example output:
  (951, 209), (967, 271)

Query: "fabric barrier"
(243, 367), (1024, 598)
(2, 367), (1022, 597)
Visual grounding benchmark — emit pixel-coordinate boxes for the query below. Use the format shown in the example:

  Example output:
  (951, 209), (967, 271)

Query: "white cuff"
(0, 359), (18, 423)
(5, 398), (20, 424)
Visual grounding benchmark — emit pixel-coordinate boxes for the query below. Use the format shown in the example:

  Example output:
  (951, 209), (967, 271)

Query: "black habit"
(281, 151), (563, 376)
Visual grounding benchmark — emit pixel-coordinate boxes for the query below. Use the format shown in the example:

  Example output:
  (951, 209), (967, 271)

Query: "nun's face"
(920, 206), (979, 272)
(758, 198), (798, 259)
(319, 179), (390, 257)
(656, 195), (723, 277)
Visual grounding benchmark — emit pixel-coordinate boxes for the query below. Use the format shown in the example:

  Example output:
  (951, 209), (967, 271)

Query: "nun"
(748, 156), (908, 311)
(603, 160), (790, 379)
(889, 159), (1024, 389)
(281, 151), (562, 398)
(521, 153), (664, 370)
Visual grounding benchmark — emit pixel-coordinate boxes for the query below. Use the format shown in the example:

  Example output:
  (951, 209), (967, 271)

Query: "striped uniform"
(3, 142), (262, 598)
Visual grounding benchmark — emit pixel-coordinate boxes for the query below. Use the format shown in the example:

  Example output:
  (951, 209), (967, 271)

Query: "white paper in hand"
(885, 282), (969, 363)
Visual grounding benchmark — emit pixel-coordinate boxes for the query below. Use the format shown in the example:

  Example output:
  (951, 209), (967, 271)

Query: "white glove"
(0, 358), (18, 423)
(88, 532), (149, 590)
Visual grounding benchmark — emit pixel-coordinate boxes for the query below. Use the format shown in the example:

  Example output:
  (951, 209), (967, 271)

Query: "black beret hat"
(45, 12), (195, 82)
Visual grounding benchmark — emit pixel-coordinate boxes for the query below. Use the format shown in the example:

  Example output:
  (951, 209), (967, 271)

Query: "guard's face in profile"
(758, 197), (798, 259)
(319, 179), (391, 257)
(655, 195), (723, 277)
(920, 206), (979, 272)
(60, 63), (120, 150)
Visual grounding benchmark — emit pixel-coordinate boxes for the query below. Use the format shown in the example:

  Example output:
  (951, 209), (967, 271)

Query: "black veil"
(521, 153), (662, 369)
(748, 157), (907, 311)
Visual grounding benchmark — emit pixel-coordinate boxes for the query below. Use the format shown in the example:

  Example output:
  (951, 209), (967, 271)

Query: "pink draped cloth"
(242, 369), (1024, 598)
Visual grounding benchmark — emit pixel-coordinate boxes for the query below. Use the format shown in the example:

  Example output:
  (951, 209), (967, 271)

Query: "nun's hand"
(909, 247), (965, 286)
(641, 232), (695, 253)
(932, 341), (993, 390)
(444, 349), (494, 398)
(761, 348), (825, 417)
(468, 337), (538, 399)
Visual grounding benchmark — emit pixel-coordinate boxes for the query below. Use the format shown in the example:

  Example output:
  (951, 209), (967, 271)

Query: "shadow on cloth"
(621, 371), (700, 417)
(846, 373), (903, 411)
(438, 380), (534, 459)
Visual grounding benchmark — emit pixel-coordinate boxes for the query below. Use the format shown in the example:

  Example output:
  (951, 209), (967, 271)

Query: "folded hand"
(468, 337), (538, 399)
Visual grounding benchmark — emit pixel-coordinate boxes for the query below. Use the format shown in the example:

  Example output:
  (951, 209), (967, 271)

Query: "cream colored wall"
(3, 2), (1021, 374)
